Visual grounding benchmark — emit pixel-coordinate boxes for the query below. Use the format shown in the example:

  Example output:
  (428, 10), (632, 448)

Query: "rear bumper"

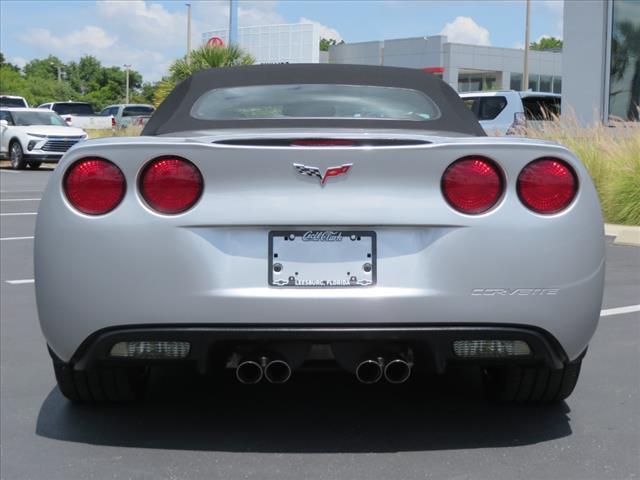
(65, 323), (568, 372)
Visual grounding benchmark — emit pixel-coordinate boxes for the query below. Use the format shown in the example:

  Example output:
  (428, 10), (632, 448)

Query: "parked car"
(0, 108), (87, 169)
(100, 104), (155, 129)
(0, 95), (29, 108)
(35, 65), (603, 404)
(459, 91), (561, 135)
(38, 102), (113, 130)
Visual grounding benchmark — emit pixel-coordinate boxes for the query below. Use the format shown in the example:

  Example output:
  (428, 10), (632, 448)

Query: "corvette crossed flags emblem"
(293, 163), (353, 185)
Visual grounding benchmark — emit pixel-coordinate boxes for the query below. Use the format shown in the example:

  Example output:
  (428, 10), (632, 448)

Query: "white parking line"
(0, 212), (37, 216)
(0, 198), (40, 202)
(5, 279), (35, 285)
(600, 305), (640, 317)
(0, 236), (34, 241)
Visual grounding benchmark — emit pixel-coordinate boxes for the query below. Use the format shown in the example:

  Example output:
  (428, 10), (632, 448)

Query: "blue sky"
(0, 0), (564, 82)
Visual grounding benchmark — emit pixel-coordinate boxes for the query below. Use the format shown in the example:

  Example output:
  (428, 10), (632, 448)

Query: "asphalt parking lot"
(1, 166), (639, 480)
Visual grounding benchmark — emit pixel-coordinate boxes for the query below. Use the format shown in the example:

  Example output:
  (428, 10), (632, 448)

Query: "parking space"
(1, 168), (639, 480)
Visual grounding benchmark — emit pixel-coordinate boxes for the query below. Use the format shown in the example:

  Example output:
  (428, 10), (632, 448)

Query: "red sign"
(422, 67), (445, 74)
(207, 36), (225, 47)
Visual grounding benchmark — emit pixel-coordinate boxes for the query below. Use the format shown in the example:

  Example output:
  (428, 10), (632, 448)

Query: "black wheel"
(484, 357), (583, 404)
(52, 360), (148, 403)
(9, 141), (26, 170)
(28, 161), (42, 169)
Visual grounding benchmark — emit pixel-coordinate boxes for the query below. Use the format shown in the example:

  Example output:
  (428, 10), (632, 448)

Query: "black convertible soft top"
(142, 64), (485, 136)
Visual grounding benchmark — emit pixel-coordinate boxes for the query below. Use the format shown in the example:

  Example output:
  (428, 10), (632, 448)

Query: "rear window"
(522, 96), (561, 120)
(11, 111), (67, 126)
(191, 84), (441, 121)
(462, 96), (508, 120)
(123, 106), (154, 117)
(52, 103), (94, 116)
(0, 97), (28, 108)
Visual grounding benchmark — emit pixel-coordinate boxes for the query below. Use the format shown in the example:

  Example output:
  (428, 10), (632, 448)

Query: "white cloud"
(536, 0), (563, 38)
(96, 0), (187, 48)
(19, 26), (117, 52)
(440, 16), (491, 46)
(11, 56), (28, 69)
(198, 1), (285, 33)
(540, 0), (563, 15)
(299, 17), (342, 42)
(513, 42), (524, 50)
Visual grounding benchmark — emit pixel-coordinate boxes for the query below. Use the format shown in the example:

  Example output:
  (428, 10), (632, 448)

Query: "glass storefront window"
(528, 74), (539, 91)
(539, 75), (553, 92)
(510, 73), (522, 90)
(553, 77), (562, 94)
(609, 0), (640, 120)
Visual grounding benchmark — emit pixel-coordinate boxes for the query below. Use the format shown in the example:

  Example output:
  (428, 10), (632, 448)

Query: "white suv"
(459, 91), (561, 135)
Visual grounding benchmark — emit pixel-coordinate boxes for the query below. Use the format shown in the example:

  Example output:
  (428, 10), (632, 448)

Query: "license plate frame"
(268, 230), (377, 288)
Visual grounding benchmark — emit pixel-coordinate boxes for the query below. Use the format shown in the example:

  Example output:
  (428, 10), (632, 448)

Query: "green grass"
(523, 117), (640, 226)
(85, 126), (143, 139)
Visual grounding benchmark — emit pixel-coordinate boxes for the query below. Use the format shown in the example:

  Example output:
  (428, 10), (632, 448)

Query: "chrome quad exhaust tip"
(383, 358), (412, 384)
(264, 359), (292, 384)
(235, 359), (264, 384)
(355, 358), (384, 384)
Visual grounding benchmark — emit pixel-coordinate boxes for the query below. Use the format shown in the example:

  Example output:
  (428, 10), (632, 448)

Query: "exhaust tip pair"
(355, 357), (412, 384)
(236, 358), (292, 385)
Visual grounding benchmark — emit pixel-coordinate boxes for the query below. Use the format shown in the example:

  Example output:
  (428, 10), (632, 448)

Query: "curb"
(605, 224), (640, 247)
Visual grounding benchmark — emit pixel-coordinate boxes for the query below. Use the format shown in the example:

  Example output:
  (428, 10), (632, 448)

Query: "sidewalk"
(605, 224), (640, 246)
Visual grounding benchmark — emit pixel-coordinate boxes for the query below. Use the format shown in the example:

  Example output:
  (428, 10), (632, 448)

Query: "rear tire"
(52, 360), (148, 403)
(484, 357), (583, 404)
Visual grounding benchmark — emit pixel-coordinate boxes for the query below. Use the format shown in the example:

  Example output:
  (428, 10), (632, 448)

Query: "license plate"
(269, 230), (376, 287)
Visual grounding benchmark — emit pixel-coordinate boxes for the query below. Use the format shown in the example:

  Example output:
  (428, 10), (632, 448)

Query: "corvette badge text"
(471, 288), (560, 296)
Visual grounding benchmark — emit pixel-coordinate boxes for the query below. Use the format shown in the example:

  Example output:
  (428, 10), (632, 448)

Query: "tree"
(1, 53), (146, 110)
(0, 52), (19, 72)
(529, 37), (563, 51)
(153, 44), (254, 106)
(23, 55), (64, 80)
(320, 38), (344, 51)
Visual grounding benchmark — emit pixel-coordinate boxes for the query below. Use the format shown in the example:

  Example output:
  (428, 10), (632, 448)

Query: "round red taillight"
(64, 158), (125, 215)
(442, 157), (503, 214)
(140, 157), (203, 214)
(517, 158), (577, 214)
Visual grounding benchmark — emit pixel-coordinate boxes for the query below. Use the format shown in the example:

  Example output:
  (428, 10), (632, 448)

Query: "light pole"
(523, 0), (531, 90)
(49, 62), (63, 83)
(124, 64), (131, 104)
(229, 0), (238, 45)
(186, 3), (192, 57)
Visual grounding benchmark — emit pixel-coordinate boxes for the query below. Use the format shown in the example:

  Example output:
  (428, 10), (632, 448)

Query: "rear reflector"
(64, 158), (125, 215)
(517, 158), (577, 214)
(442, 157), (503, 214)
(110, 341), (191, 359)
(453, 340), (531, 358)
(139, 157), (203, 214)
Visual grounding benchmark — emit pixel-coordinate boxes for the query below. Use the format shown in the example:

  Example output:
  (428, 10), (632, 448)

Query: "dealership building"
(563, 0), (640, 123)
(202, 23), (322, 64)
(202, 24), (561, 95)
(328, 35), (562, 94)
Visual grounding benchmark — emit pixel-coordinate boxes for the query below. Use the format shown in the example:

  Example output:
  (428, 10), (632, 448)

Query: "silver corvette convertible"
(35, 64), (604, 403)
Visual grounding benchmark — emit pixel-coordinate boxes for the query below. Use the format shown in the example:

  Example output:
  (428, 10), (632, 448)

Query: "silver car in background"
(99, 103), (155, 129)
(35, 65), (604, 404)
